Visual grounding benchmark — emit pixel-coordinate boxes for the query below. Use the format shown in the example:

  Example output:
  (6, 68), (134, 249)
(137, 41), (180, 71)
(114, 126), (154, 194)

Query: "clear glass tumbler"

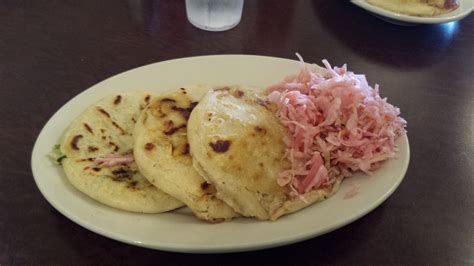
(185, 0), (244, 31)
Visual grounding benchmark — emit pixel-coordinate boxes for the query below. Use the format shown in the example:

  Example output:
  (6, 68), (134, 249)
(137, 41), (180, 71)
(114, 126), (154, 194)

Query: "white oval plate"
(31, 55), (410, 253)
(351, 0), (473, 25)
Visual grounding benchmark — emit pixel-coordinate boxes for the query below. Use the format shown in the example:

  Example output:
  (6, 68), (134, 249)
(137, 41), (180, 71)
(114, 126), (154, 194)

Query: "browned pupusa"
(133, 86), (238, 222)
(188, 86), (342, 220)
(60, 92), (183, 213)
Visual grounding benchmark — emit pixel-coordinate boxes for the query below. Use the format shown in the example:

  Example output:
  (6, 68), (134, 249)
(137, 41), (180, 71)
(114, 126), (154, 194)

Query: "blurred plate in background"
(351, 0), (473, 25)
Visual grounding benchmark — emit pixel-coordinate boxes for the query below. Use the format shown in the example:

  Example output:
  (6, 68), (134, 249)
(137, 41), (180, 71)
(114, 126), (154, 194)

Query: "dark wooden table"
(1, 0), (473, 265)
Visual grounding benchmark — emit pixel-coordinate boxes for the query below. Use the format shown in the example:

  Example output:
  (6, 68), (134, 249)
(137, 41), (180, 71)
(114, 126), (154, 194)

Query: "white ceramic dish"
(351, 0), (473, 25)
(31, 55), (410, 253)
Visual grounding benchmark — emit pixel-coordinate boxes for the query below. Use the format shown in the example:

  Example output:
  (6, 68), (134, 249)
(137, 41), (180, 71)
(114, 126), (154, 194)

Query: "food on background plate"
(133, 86), (238, 222)
(188, 57), (406, 221)
(366, 0), (460, 16)
(57, 93), (183, 213)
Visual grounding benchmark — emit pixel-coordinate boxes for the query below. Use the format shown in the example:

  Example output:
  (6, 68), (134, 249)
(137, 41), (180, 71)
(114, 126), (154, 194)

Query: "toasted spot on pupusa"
(133, 85), (238, 222)
(61, 92), (184, 213)
(188, 86), (342, 220)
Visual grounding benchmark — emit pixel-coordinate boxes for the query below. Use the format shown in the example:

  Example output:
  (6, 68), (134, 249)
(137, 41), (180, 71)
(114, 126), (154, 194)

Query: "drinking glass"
(185, 0), (244, 31)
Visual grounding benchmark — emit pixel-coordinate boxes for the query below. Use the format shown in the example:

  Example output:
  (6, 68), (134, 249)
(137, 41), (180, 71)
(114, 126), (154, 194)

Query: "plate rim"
(31, 54), (411, 253)
(350, 0), (473, 24)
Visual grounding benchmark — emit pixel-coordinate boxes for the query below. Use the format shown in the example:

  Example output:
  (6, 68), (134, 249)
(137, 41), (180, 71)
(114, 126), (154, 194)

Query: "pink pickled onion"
(268, 54), (406, 196)
(94, 153), (134, 167)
